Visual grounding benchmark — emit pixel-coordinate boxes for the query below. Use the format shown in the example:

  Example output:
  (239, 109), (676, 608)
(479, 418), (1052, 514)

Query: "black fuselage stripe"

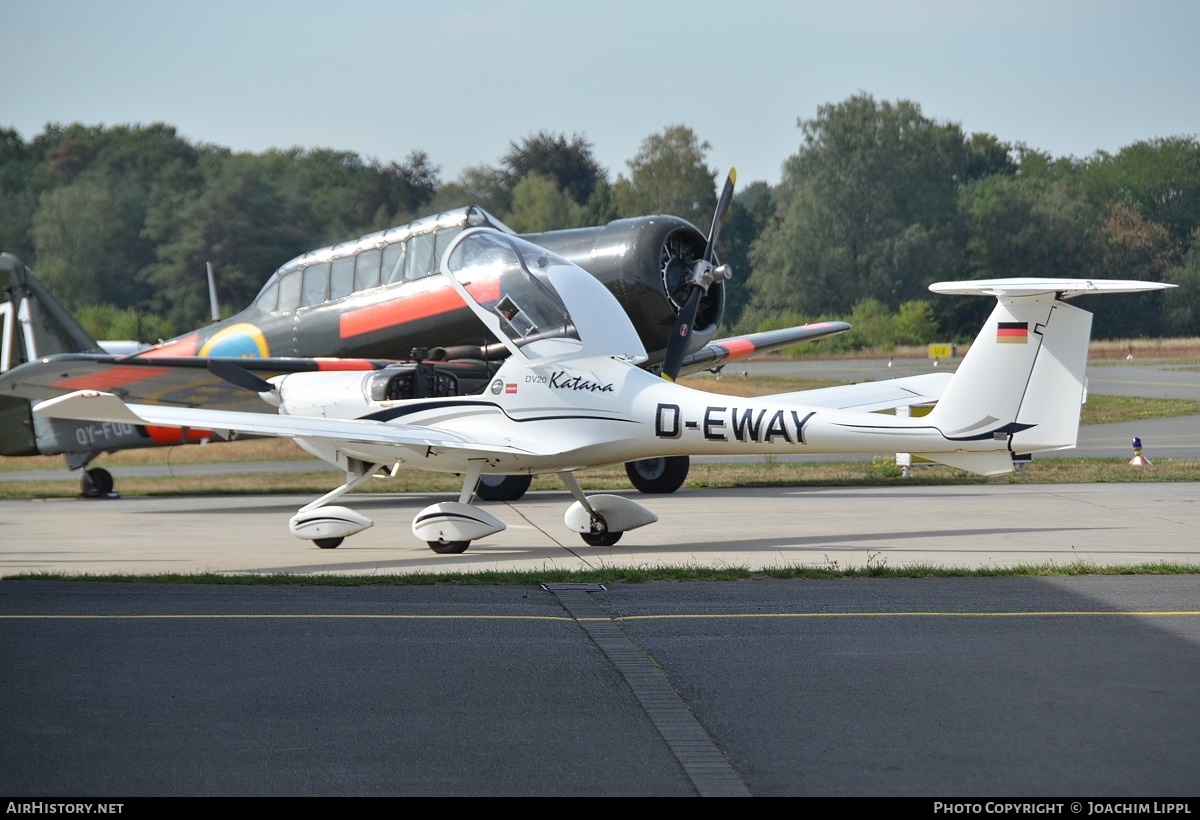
(362, 400), (634, 426)
(831, 421), (1037, 442)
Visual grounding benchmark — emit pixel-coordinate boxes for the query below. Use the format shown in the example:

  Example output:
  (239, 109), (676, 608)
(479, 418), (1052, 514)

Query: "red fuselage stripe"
(340, 287), (468, 338)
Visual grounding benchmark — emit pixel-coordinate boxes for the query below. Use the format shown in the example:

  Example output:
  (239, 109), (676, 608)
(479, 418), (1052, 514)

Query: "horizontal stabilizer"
(929, 278), (1177, 300)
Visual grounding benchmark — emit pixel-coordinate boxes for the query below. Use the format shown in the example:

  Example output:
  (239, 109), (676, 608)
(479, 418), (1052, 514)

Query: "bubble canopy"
(443, 229), (648, 363)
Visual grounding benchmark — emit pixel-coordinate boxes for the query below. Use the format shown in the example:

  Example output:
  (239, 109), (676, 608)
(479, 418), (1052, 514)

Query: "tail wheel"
(625, 456), (689, 494)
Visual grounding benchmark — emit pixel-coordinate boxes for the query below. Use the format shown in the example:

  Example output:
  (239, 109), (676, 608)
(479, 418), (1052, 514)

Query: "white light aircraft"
(34, 228), (1173, 554)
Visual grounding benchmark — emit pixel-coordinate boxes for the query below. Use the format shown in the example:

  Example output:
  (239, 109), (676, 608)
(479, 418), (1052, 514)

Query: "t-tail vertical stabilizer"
(1, 253), (103, 458)
(920, 278), (1176, 475)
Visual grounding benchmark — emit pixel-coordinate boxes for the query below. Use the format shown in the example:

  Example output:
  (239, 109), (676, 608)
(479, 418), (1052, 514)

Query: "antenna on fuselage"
(206, 261), (221, 323)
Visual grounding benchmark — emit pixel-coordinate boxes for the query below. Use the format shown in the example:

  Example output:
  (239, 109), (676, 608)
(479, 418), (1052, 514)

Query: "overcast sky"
(4, 0), (1198, 187)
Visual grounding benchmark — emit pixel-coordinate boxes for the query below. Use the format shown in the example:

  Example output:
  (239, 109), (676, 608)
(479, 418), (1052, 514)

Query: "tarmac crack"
(1030, 486), (1198, 528)
(507, 504), (599, 568)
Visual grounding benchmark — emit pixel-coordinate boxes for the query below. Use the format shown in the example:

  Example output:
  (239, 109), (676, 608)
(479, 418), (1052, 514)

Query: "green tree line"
(2, 95), (1197, 343)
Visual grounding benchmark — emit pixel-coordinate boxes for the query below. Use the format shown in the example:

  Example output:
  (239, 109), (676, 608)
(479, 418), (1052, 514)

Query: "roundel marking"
(198, 323), (270, 358)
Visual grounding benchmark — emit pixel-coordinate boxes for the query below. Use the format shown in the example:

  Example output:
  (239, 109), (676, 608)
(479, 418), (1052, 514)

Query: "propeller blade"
(702, 168), (737, 263)
(660, 287), (703, 382)
(207, 359), (275, 394)
(662, 169), (737, 382)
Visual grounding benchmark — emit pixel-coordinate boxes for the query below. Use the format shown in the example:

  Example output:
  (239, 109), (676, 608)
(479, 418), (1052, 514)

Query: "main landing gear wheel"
(625, 456), (689, 494)
(475, 474), (532, 502)
(80, 467), (114, 498)
(427, 541), (470, 554)
(581, 513), (623, 547)
(581, 530), (622, 547)
(314, 537), (343, 549)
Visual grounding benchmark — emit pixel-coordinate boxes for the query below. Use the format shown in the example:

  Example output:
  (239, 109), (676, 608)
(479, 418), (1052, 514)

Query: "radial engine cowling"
(521, 215), (723, 367)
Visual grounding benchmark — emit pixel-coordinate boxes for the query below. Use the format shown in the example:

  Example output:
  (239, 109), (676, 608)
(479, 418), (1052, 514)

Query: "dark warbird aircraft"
(0, 173), (849, 497)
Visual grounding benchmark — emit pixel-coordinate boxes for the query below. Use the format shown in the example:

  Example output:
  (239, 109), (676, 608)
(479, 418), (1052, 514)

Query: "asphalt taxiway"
(2, 576), (1197, 796)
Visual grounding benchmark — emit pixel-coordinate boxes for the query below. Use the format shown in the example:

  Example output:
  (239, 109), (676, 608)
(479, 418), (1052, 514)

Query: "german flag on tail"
(996, 321), (1028, 344)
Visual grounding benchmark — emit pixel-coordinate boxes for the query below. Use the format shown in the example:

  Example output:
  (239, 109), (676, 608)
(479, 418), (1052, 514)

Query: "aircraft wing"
(33, 390), (549, 457)
(757, 372), (955, 412)
(679, 322), (851, 375)
(0, 353), (391, 411)
(4, 320), (853, 410)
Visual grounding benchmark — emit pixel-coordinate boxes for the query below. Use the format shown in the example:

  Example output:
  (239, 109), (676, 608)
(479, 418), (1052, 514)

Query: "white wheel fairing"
(564, 494), (658, 535)
(412, 502), (505, 545)
(289, 505), (373, 541)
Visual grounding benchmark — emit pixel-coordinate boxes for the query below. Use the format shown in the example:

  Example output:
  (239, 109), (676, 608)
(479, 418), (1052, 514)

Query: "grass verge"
(2, 456), (1197, 500)
(7, 560), (1198, 585)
